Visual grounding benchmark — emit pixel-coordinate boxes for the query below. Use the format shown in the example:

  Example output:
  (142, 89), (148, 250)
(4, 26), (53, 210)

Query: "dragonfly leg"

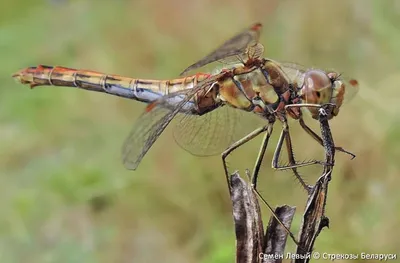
(222, 126), (269, 192)
(272, 120), (323, 193)
(243, 122), (302, 247)
(285, 103), (355, 159)
(298, 117), (355, 159)
(250, 121), (274, 190)
(248, 176), (300, 247)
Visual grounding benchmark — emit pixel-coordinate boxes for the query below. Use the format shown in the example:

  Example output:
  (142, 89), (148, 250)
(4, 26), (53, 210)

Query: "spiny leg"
(222, 126), (269, 193)
(252, 184), (311, 254)
(226, 119), (302, 245)
(271, 120), (324, 193)
(244, 169), (300, 247)
(250, 121), (274, 190)
(246, 120), (300, 244)
(285, 103), (354, 159)
(251, 186), (299, 246)
(298, 117), (355, 159)
(238, 122), (304, 249)
(272, 127), (328, 170)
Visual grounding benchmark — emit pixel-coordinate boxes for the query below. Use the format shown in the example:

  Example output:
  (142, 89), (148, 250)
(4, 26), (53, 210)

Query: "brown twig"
(230, 172), (264, 263)
(263, 205), (296, 263)
(229, 172), (296, 263)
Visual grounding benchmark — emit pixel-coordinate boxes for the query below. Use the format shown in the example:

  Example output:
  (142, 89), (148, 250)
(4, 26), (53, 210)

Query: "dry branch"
(229, 172), (296, 263)
(263, 205), (296, 263)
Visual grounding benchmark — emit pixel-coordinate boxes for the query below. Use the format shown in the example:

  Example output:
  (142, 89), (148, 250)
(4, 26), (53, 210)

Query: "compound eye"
(300, 70), (334, 119)
(301, 70), (332, 104)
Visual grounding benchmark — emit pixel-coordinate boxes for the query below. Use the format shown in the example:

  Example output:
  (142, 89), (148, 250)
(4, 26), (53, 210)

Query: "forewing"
(218, 42), (265, 65)
(180, 23), (263, 76)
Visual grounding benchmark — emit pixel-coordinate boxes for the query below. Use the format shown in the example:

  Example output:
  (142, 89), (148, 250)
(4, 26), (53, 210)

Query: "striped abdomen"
(12, 65), (211, 104)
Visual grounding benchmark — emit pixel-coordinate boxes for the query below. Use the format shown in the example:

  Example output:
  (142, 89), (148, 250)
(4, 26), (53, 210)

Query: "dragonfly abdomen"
(12, 65), (210, 106)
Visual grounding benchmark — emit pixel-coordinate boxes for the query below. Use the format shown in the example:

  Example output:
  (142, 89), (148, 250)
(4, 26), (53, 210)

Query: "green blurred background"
(1, 0), (399, 262)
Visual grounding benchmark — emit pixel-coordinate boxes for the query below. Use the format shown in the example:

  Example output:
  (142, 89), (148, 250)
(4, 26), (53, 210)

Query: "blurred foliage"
(1, 0), (399, 262)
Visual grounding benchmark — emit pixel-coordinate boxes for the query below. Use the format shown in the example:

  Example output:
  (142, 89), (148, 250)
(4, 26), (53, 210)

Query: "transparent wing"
(122, 74), (223, 170)
(278, 61), (307, 87)
(218, 43), (265, 65)
(180, 23), (263, 76)
(336, 74), (359, 106)
(122, 105), (174, 170)
(173, 104), (246, 156)
(279, 62), (308, 72)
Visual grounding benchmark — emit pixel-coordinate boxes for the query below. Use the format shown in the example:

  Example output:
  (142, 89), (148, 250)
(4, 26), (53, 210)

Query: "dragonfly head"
(300, 69), (353, 120)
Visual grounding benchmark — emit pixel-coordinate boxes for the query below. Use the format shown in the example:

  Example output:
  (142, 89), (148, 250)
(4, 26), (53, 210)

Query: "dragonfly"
(13, 23), (358, 193)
